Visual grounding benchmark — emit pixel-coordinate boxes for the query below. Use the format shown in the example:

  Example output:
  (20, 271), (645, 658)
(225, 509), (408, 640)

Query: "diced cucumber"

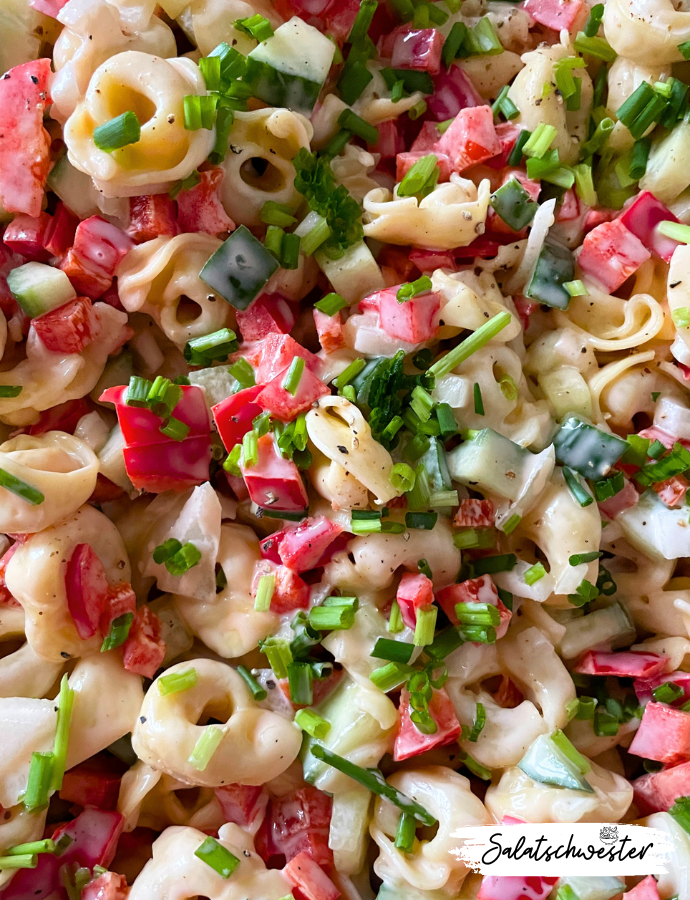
(447, 428), (529, 501)
(187, 366), (238, 407)
(641, 119), (690, 205)
(315, 241), (385, 304)
(377, 883), (452, 900)
(553, 416), (627, 481)
(97, 425), (134, 493)
(199, 225), (279, 310)
(0, 0), (44, 83)
(47, 155), (102, 221)
(538, 367), (593, 420)
(517, 733), (594, 793)
(329, 786), (372, 875)
(560, 602), (635, 660)
(420, 436), (452, 493)
(245, 17), (336, 113)
(618, 489), (690, 561)
(524, 239), (575, 310)
(490, 178), (538, 231)
(556, 878), (624, 900)
(7, 262), (76, 319)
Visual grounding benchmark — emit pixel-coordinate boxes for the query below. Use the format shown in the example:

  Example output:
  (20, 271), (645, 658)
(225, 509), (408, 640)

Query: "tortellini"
(177, 0), (280, 56)
(64, 51), (215, 197)
(0, 696), (57, 808)
(363, 176), (491, 249)
(117, 234), (234, 347)
(132, 658), (302, 786)
(603, 0), (690, 65)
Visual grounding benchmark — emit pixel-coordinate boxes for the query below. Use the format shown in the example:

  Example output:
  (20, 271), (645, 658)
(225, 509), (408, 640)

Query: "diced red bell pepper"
(0, 808), (124, 900)
(272, 565), (311, 614)
(313, 308), (346, 354)
(637, 426), (687, 450)
(100, 385), (210, 446)
(556, 189), (582, 223)
(437, 574), (511, 638)
(176, 167), (235, 237)
(277, 515), (343, 573)
(373, 120), (404, 160)
(43, 203), (79, 258)
(624, 877), (661, 900)
(485, 122), (522, 170)
(396, 149), (452, 183)
(241, 433), (308, 512)
(409, 247), (456, 272)
(59, 753), (126, 810)
(396, 571), (434, 629)
(272, 0), (359, 41)
(0, 59), (53, 218)
(410, 121), (442, 153)
(513, 296), (538, 331)
(394, 686), (462, 761)
(381, 26), (444, 76)
(285, 852), (340, 900)
(629, 702), (690, 765)
(260, 531), (284, 564)
(262, 787), (333, 868)
(60, 248), (112, 300)
(618, 191), (680, 263)
(574, 650), (670, 679)
(60, 217), (133, 300)
(256, 334), (322, 385)
(522, 0), (585, 30)
(633, 759), (690, 814)
(653, 474), (689, 507)
(492, 675), (524, 709)
(577, 219), (651, 293)
(256, 364), (329, 422)
(635, 671), (690, 706)
(3, 212), (51, 260)
(454, 499), (494, 528)
(598, 477), (639, 520)
(81, 871), (129, 900)
(215, 783), (266, 828)
(0, 543), (19, 607)
(377, 245), (420, 284)
(478, 877), (560, 900)
(583, 208), (616, 233)
(360, 285), (441, 343)
(434, 105), (502, 174)
(454, 235), (503, 260)
(32, 296), (97, 354)
(501, 815), (528, 825)
(127, 194), (178, 243)
(65, 542), (110, 640)
(236, 293), (296, 342)
(99, 582), (137, 637)
(90, 473), (126, 503)
(213, 385), (263, 452)
(427, 65), (483, 122)
(121, 605), (165, 679)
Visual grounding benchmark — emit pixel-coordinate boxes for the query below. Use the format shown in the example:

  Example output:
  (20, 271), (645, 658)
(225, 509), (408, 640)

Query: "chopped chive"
(503, 514), (521, 535)
(287, 660), (313, 705)
(679, 40), (690, 59)
(93, 111), (141, 152)
(0, 468), (44, 505)
(334, 358), (366, 389)
(183, 94), (217, 130)
(0, 855), (37, 870)
(413, 605), (437, 646)
(507, 129), (532, 166)
(428, 312), (511, 379)
(264, 225), (285, 259)
(237, 665), (267, 700)
(574, 32), (616, 61)
(242, 430), (258, 468)
(576, 696), (598, 719)
(580, 117), (614, 157)
(425, 625), (463, 659)
(159, 417), (190, 441)
(282, 357), (305, 395)
(659, 221), (690, 244)
(301, 218), (332, 256)
(583, 3), (604, 36)
(281, 233), (301, 270)
(315, 292), (348, 316)
(164, 542), (201, 577)
(222, 443), (242, 474)
(153, 538), (183, 565)
(398, 154), (440, 198)
(453, 528), (495, 550)
(562, 466), (594, 507)
(429, 490), (458, 507)
(5, 840), (55, 856)
(459, 750), (492, 780)
(569, 551), (603, 566)
(397, 275), (433, 302)
(471, 553), (517, 577)
(390, 462), (416, 492)
(0, 385), (22, 398)
(564, 280), (588, 297)
(395, 812), (416, 852)
(551, 728), (591, 774)
(194, 836), (240, 878)
(50, 674), (74, 791)
(260, 201), (297, 228)
(652, 682), (684, 704)
(523, 123), (557, 159)
(573, 163), (597, 206)
(24, 752), (54, 810)
(168, 169), (201, 199)
(295, 708), (331, 738)
(235, 13), (273, 41)
(188, 725), (225, 771)
(347, 0), (378, 43)
(442, 21), (468, 67)
(370, 660), (415, 691)
(648, 439), (666, 459)
(473, 382), (484, 415)
(524, 562), (547, 585)
(455, 602), (500, 627)
(411, 386), (434, 422)
(417, 559), (433, 580)
(309, 604), (355, 631)
(209, 106), (234, 165)
(405, 511), (437, 530)
(404, 433), (431, 463)
(158, 667), (198, 696)
(337, 108), (379, 144)
(254, 574), (275, 612)
(388, 601), (404, 633)
(499, 373), (518, 402)
(371, 637), (415, 664)
(338, 62), (373, 106)
(229, 357), (255, 389)
(469, 702), (486, 741)
(100, 612), (134, 652)
(259, 637), (293, 679)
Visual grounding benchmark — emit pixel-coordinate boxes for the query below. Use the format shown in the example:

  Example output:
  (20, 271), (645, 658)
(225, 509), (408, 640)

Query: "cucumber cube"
(447, 428), (528, 501)
(199, 225), (279, 310)
(7, 262), (77, 319)
(525, 239), (575, 310)
(553, 416), (627, 481)
(518, 733), (593, 793)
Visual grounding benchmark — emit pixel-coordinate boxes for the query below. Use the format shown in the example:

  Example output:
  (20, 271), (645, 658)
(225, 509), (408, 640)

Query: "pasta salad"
(1, 0), (690, 896)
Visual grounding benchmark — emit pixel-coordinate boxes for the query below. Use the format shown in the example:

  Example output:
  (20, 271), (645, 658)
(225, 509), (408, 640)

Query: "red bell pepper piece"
(629, 702), (690, 765)
(240, 433), (308, 512)
(454, 235), (503, 260)
(277, 515), (343, 573)
(635, 671), (690, 706)
(27, 398), (89, 435)
(454, 499), (494, 528)
(271, 0), (359, 41)
(260, 787), (333, 868)
(285, 854), (341, 900)
(437, 574), (511, 638)
(236, 293), (296, 341)
(409, 247), (456, 272)
(44, 203), (80, 258)
(176, 167), (235, 237)
(396, 149), (452, 183)
(618, 191), (680, 262)
(32, 296), (97, 354)
(256, 334), (321, 384)
(0, 543), (19, 607)
(577, 219), (651, 293)
(65, 543), (110, 640)
(396, 571), (434, 629)
(633, 759), (690, 814)
(624, 877), (661, 900)
(215, 783), (266, 828)
(574, 650), (670, 679)
(100, 384), (210, 446)
(213, 385), (263, 451)
(598, 476), (639, 520)
(0, 59), (53, 218)
(313, 308), (346, 353)
(99, 582), (137, 637)
(127, 194), (178, 243)
(81, 871), (129, 900)
(522, 0), (585, 30)
(256, 364), (329, 422)
(60, 217), (133, 299)
(653, 473), (689, 507)
(434, 105), (502, 174)
(381, 26), (444, 75)
(478, 877), (559, 900)
(394, 686), (462, 761)
(122, 605), (166, 679)
(260, 531), (284, 564)
(59, 753), (125, 810)
(427, 65), (483, 121)
(373, 120), (404, 160)
(583, 207), (616, 233)
(360, 285), (441, 343)
(3, 212), (51, 260)
(485, 122), (522, 169)
(272, 565), (311, 613)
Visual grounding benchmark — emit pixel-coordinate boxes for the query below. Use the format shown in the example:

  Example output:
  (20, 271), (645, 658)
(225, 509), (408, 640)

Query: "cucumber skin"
(199, 225), (279, 310)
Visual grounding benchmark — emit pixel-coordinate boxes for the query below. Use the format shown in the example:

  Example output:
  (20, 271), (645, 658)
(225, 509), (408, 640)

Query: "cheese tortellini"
(603, 0), (690, 65)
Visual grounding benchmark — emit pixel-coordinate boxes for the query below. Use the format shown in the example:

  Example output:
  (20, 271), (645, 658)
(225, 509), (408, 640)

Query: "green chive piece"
(281, 232), (301, 270)
(428, 312), (511, 378)
(453, 529), (495, 550)
(569, 551), (602, 566)
(410, 385), (434, 423)
(395, 812), (416, 852)
(524, 561), (547, 585)
(0, 386), (22, 398)
(158, 667), (199, 696)
(390, 462), (416, 492)
(455, 602), (500, 627)
(295, 708), (331, 739)
(338, 108), (379, 144)
(573, 32), (617, 61)
(659, 221), (690, 244)
(24, 751), (54, 810)
(371, 637), (415, 664)
(523, 123), (558, 159)
(334, 358), (366, 390)
(229, 358), (256, 389)
(309, 604), (355, 631)
(0, 467), (44, 505)
(254, 572), (275, 612)
(194, 836), (240, 878)
(301, 218), (332, 256)
(100, 612), (134, 652)
(282, 357), (305, 395)
(562, 466), (594, 507)
(235, 13), (274, 41)
(503, 514), (521, 535)
(413, 605), (437, 646)
(388, 601), (404, 633)
(260, 201), (297, 228)
(398, 154), (440, 198)
(93, 111), (141, 152)
(237, 665), (267, 700)
(406, 511), (438, 530)
(164, 542), (202, 577)
(5, 839), (55, 856)
(159, 417), (190, 441)
(188, 725), (225, 771)
(370, 660), (414, 691)
(50, 674), (74, 791)
(473, 382), (485, 415)
(314, 293), (348, 316)
(469, 701), (486, 741)
(397, 275), (433, 302)
(652, 682), (684, 704)
(0, 855), (37, 870)
(551, 728), (591, 773)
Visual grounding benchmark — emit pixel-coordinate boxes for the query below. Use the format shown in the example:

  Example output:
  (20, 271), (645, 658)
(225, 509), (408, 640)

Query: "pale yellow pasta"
(132, 658), (302, 786)
(643, 813), (690, 900)
(135, 772), (226, 834)
(460, 52), (524, 101)
(310, 447), (370, 511)
(0, 696), (57, 808)
(433, 269), (522, 342)
(603, 0), (690, 65)
(116, 235), (234, 347)
(173, 523), (278, 658)
(118, 760), (163, 832)
(219, 108), (312, 228)
(352, 64), (426, 125)
(65, 51), (215, 197)
(507, 44), (593, 165)
(553, 290), (665, 352)
(0, 804), (47, 888)
(177, 0), (280, 56)
(587, 350), (657, 426)
(52, 0), (176, 121)
(0, 431), (98, 534)
(363, 176), (491, 249)
(566, 716), (640, 759)
(0, 640), (63, 700)
(330, 145), (380, 203)
(596, 359), (674, 430)
(605, 57), (671, 152)
(371, 767), (489, 896)
(129, 823), (291, 900)
(6, 504), (131, 662)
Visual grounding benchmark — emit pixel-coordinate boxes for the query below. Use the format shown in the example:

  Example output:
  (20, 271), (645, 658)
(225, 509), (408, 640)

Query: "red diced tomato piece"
(618, 191), (680, 262)
(81, 871), (129, 900)
(427, 65), (483, 121)
(635, 671), (690, 706)
(215, 784), (266, 828)
(624, 877), (661, 900)
(409, 248), (456, 272)
(241, 433), (308, 512)
(633, 760), (690, 814)
(653, 474), (689, 507)
(478, 877), (559, 900)
(513, 297), (538, 331)
(236, 293), (296, 341)
(629, 702), (690, 765)
(411, 121), (443, 153)
(278, 515), (343, 573)
(59, 754), (125, 810)
(3, 212), (51, 260)
(127, 194), (178, 243)
(454, 499), (494, 528)
(0, 59), (52, 218)
(388, 26), (444, 75)
(176, 167), (235, 237)
(122, 606), (165, 678)
(360, 285), (441, 343)
(256, 334), (321, 384)
(32, 296), (96, 354)
(455, 236), (503, 260)
(556, 189), (582, 222)
(492, 675), (524, 709)
(373, 120), (404, 160)
(313, 308), (345, 354)
(43, 203), (79, 258)
(285, 852), (340, 900)
(256, 364), (329, 422)
(522, 0), (585, 30)
(574, 650), (670, 679)
(394, 687), (461, 761)
(272, 0), (359, 41)
(598, 477), (639, 520)
(213, 385), (263, 452)
(99, 582), (137, 637)
(65, 543), (110, 640)
(265, 787), (333, 868)
(396, 571), (434, 629)
(434, 105), (502, 173)
(577, 219), (651, 293)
